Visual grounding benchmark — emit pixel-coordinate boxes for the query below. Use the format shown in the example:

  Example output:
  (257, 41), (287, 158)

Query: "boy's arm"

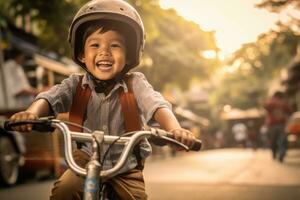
(153, 107), (196, 148)
(26, 98), (52, 117)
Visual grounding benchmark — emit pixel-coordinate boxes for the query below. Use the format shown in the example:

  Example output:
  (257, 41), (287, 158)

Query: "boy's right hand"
(9, 111), (38, 132)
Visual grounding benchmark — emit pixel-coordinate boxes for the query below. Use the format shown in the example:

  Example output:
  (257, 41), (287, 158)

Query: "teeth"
(96, 61), (112, 66)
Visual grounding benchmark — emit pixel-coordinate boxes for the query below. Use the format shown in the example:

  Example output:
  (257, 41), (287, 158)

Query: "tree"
(129, 1), (219, 90)
(257, 0), (300, 12)
(256, 0), (300, 33)
(0, 0), (83, 55)
(210, 24), (300, 110)
(0, 0), (219, 92)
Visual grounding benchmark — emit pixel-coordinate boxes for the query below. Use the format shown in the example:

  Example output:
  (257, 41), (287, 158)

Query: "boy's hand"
(170, 128), (196, 150)
(10, 111), (38, 132)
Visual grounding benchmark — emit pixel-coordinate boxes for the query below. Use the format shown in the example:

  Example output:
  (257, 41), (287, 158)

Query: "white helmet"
(68, 0), (145, 71)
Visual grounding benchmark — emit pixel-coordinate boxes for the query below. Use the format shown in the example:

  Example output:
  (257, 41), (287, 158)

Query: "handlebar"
(2, 118), (55, 132)
(1, 118), (202, 179)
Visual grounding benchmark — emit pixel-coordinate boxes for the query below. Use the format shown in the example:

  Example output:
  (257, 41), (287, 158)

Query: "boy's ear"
(77, 53), (85, 63)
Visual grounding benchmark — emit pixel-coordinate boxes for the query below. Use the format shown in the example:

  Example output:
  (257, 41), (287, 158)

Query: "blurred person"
(247, 121), (259, 150)
(263, 91), (291, 162)
(259, 125), (269, 148)
(232, 122), (247, 148)
(214, 130), (225, 148)
(2, 48), (40, 110)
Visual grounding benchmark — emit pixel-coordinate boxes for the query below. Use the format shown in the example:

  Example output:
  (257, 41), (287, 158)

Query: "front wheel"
(0, 137), (20, 186)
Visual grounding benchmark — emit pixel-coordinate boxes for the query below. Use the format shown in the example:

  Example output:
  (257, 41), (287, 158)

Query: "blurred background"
(0, 0), (300, 199)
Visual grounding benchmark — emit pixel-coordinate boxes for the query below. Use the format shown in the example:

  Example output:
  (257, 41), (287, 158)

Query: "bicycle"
(2, 117), (202, 200)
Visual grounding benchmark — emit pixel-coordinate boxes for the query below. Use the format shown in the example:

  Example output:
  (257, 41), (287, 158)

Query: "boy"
(10, 0), (196, 199)
(263, 91), (291, 162)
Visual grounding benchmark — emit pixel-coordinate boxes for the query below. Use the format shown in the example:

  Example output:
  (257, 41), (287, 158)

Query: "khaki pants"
(50, 150), (147, 200)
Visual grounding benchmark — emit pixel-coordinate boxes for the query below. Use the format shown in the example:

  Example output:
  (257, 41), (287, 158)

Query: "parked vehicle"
(0, 118), (25, 186)
(286, 111), (300, 148)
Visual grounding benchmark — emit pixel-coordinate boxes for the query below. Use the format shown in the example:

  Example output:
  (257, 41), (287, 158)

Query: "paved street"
(144, 148), (300, 200)
(1, 148), (300, 200)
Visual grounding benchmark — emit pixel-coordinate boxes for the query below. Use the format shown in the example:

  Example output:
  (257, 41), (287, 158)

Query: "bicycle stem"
(83, 131), (103, 200)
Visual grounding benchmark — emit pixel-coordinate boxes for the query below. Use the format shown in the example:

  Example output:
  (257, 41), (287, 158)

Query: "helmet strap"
(86, 69), (126, 94)
(94, 77), (117, 93)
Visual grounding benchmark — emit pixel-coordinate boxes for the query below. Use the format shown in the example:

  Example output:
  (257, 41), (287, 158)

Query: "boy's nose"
(98, 45), (111, 56)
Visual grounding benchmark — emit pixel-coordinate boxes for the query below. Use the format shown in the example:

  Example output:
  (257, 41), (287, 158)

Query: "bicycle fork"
(83, 131), (104, 200)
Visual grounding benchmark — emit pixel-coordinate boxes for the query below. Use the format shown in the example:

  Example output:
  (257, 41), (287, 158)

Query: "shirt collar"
(81, 73), (128, 95)
(81, 73), (93, 88)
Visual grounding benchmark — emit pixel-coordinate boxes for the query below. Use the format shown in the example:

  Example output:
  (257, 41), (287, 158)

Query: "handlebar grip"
(190, 139), (202, 151)
(32, 123), (55, 132)
(1, 121), (12, 131)
(150, 129), (202, 151)
(2, 120), (55, 132)
(165, 132), (202, 151)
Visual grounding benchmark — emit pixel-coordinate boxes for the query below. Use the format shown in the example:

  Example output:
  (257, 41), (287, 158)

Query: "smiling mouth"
(96, 61), (113, 71)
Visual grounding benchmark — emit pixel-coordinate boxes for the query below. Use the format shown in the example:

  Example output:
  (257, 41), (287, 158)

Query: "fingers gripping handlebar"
(3, 118), (55, 132)
(148, 128), (202, 151)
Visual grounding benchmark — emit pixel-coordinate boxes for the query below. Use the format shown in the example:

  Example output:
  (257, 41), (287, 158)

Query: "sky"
(159, 0), (281, 57)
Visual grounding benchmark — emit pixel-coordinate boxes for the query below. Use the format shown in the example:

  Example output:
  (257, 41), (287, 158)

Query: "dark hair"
(9, 48), (24, 59)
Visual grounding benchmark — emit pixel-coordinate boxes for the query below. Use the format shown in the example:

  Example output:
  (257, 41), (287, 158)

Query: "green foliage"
(208, 0), (300, 117)
(131, 2), (219, 91)
(211, 24), (300, 110)
(256, 0), (300, 12)
(210, 70), (268, 110)
(256, 0), (300, 33)
(0, 0), (219, 92)
(0, 0), (77, 54)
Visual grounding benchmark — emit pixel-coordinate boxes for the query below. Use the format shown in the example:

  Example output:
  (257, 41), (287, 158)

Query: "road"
(144, 148), (300, 200)
(1, 148), (300, 200)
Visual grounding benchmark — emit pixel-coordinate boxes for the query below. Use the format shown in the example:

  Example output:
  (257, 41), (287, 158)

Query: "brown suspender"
(69, 74), (141, 132)
(68, 77), (92, 132)
(118, 75), (141, 131)
(118, 75), (143, 170)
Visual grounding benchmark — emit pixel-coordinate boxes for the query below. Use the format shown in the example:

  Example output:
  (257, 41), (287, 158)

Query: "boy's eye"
(90, 43), (99, 48)
(111, 43), (121, 48)
(111, 42), (125, 49)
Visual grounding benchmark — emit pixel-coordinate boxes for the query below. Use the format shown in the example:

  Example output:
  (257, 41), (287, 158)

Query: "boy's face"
(80, 28), (127, 80)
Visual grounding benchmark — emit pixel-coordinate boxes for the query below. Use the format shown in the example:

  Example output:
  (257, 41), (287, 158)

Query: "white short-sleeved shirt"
(36, 72), (171, 173)
(2, 59), (34, 109)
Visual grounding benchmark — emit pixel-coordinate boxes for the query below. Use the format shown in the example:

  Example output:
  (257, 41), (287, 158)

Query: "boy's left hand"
(170, 128), (196, 150)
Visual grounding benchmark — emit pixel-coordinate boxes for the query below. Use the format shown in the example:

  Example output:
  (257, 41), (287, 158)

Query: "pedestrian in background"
(247, 121), (259, 150)
(232, 122), (247, 148)
(263, 91), (291, 162)
(2, 48), (40, 109)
